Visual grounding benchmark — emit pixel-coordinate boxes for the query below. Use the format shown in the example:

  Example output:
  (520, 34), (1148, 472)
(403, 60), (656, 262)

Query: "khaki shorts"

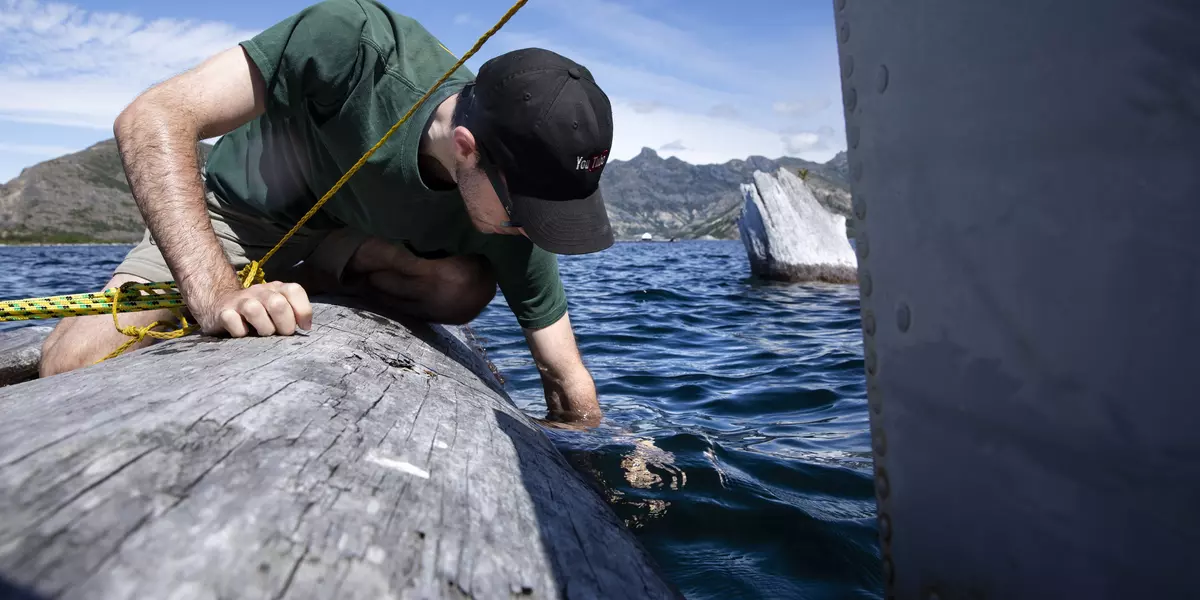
(115, 178), (370, 287)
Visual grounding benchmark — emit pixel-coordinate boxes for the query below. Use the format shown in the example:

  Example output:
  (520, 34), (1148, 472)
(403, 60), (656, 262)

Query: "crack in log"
(307, 431), (344, 474)
(418, 383), (449, 479)
(169, 440), (243, 500)
(448, 384), (460, 452)
(323, 361), (365, 411)
(0, 409), (144, 470)
(376, 416), (400, 449)
(66, 511), (155, 597)
(17, 490), (110, 577)
(354, 381), (393, 428)
(457, 396), (471, 596)
(250, 435), (287, 452)
(402, 381), (434, 449)
(272, 544), (310, 600)
(294, 428), (347, 499)
(435, 479), (446, 595)
(221, 381), (298, 428)
(288, 420), (314, 447)
(19, 445), (105, 514)
(19, 445), (159, 538)
(184, 408), (218, 434)
(291, 501), (317, 537)
(381, 478), (414, 537)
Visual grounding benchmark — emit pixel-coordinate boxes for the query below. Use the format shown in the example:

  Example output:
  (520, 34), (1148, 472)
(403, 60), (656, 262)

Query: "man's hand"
(204, 281), (314, 338)
(522, 311), (602, 427)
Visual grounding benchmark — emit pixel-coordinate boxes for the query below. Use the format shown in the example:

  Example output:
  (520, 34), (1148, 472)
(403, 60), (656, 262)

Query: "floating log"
(0, 299), (679, 600)
(0, 326), (51, 387)
(737, 168), (858, 283)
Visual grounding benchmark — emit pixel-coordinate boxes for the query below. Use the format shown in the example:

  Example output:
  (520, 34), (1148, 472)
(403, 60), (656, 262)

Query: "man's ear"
(452, 126), (479, 166)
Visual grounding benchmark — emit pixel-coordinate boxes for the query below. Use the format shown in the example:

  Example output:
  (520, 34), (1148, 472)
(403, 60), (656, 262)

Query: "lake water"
(0, 241), (882, 599)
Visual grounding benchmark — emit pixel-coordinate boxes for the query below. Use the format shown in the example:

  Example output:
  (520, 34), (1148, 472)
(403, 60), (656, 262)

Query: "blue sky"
(0, 0), (845, 183)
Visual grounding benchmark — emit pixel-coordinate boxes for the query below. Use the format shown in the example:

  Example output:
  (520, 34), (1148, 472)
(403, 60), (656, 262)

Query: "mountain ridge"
(0, 140), (850, 244)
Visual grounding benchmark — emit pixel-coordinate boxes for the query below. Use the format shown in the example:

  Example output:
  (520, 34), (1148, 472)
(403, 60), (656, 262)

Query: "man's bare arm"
(114, 45), (311, 337)
(522, 311), (602, 427)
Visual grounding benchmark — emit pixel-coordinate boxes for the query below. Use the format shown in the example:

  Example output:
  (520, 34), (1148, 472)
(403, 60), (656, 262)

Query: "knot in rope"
(99, 281), (197, 363)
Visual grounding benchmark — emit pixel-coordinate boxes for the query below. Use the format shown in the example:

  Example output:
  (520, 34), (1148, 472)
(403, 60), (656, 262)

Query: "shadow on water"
(0, 576), (47, 600)
(493, 409), (685, 599)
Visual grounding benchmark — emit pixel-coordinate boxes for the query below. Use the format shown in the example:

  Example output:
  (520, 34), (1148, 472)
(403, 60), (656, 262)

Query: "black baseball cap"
(454, 48), (615, 255)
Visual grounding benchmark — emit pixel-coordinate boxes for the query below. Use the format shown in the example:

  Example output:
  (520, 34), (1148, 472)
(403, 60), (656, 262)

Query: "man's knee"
(39, 315), (105, 378)
(39, 318), (91, 378)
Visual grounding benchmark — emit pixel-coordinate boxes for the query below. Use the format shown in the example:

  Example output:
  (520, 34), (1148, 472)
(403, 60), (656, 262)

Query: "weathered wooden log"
(0, 326), (51, 387)
(737, 168), (858, 283)
(0, 298), (679, 600)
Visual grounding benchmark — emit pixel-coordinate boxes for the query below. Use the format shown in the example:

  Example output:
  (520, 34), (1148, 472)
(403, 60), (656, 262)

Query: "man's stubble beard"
(456, 163), (502, 235)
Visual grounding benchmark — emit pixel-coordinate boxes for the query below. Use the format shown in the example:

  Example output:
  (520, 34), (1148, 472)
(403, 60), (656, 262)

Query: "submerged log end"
(749, 258), (859, 284)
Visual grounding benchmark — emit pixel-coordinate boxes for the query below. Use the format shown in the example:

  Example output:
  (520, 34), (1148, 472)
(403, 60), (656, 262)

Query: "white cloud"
(611, 101), (841, 165)
(0, 0), (256, 130)
(781, 126), (839, 154)
(630, 101), (664, 114)
(773, 97), (834, 117)
(453, 13), (472, 26)
(0, 142), (81, 156)
(707, 104), (741, 119)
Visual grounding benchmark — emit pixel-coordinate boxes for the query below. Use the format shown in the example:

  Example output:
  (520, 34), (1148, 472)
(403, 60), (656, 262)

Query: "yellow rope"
(0, 0), (528, 362)
(99, 282), (196, 363)
(0, 282), (186, 321)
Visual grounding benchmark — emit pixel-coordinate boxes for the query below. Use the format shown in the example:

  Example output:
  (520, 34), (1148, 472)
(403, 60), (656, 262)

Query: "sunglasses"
(477, 143), (521, 229)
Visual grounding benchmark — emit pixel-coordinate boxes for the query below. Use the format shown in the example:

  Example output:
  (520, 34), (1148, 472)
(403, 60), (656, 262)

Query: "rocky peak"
(634, 147), (660, 161)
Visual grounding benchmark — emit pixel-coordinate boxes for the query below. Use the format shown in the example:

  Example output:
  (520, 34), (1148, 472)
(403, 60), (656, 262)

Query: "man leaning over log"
(38, 0), (616, 426)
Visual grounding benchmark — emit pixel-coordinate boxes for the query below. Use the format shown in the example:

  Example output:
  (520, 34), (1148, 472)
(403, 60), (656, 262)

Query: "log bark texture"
(0, 299), (679, 600)
(0, 326), (50, 387)
(738, 168), (858, 283)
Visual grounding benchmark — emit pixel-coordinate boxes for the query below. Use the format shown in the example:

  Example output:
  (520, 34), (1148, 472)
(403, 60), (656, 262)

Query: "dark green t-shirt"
(204, 0), (568, 330)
